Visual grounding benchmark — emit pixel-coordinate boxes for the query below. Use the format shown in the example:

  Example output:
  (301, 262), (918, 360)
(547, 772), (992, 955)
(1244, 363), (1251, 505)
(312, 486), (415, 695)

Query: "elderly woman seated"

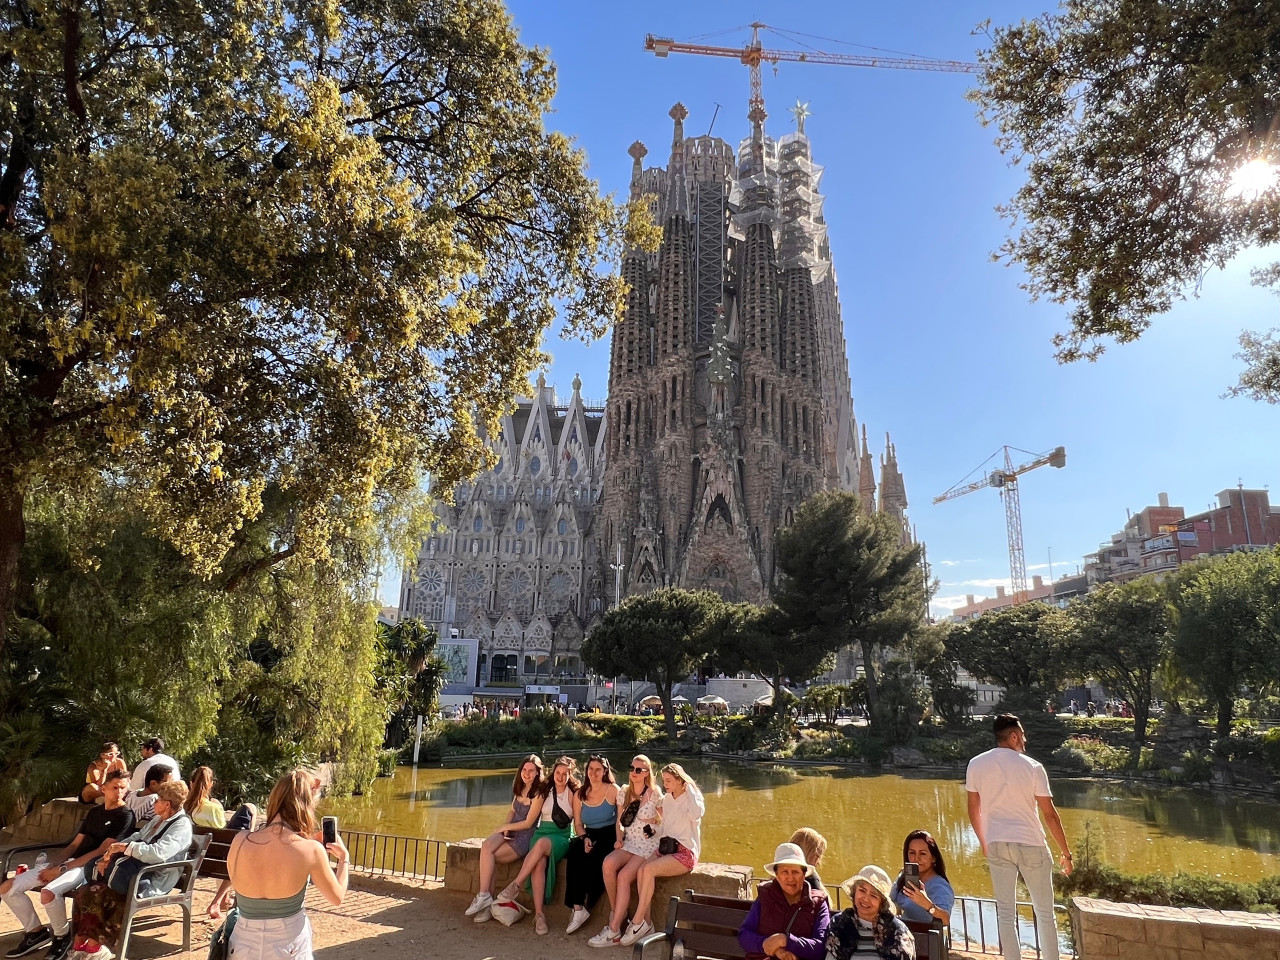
(737, 842), (830, 960)
(825, 865), (916, 960)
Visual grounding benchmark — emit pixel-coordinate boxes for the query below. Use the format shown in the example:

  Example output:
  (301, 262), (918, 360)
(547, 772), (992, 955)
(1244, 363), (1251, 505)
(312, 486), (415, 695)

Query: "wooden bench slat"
(673, 929), (745, 958)
(674, 903), (755, 929)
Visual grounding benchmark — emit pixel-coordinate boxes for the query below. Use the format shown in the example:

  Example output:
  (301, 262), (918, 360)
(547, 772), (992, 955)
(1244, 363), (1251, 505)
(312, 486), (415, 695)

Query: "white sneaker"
(588, 925), (622, 948)
(567, 906), (592, 934)
(472, 904), (492, 922)
(619, 920), (653, 947)
(465, 891), (493, 916)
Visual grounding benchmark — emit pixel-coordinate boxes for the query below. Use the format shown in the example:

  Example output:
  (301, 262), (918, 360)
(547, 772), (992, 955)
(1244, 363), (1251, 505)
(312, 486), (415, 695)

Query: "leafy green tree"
(1169, 550), (1280, 737)
(714, 602), (835, 717)
(0, 0), (650, 646)
(376, 618), (446, 749)
(581, 588), (724, 741)
(772, 492), (924, 731)
(948, 602), (1068, 706)
(802, 684), (845, 724)
(1064, 579), (1174, 748)
(907, 621), (975, 726)
(972, 2), (1280, 388)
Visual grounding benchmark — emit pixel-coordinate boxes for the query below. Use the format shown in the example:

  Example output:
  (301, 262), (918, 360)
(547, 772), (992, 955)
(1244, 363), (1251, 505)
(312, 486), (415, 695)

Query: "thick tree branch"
(221, 545), (297, 593)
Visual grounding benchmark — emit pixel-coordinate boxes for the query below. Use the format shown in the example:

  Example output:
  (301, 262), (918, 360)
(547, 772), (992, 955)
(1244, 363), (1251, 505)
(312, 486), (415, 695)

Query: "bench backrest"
(191, 826), (243, 881)
(664, 894), (751, 959)
(903, 917), (948, 960)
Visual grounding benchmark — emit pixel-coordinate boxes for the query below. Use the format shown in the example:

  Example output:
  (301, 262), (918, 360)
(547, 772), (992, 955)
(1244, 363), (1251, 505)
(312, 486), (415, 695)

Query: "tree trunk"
(1216, 697), (1233, 739)
(1133, 700), (1149, 749)
(659, 680), (677, 742)
(860, 640), (879, 727)
(0, 480), (25, 653)
(772, 667), (784, 719)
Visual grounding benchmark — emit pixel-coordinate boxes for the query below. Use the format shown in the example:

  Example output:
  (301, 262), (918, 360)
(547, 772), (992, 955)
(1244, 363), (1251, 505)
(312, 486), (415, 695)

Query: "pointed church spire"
(858, 424), (876, 513)
(628, 140), (647, 202)
(667, 103), (690, 218)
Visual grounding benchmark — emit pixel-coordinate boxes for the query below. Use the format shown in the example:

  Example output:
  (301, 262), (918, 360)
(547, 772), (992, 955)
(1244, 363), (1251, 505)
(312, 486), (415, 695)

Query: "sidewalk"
(0, 875), (1007, 960)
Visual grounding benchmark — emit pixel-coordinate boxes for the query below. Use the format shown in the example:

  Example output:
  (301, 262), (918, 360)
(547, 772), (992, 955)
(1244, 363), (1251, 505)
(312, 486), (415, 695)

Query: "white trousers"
(229, 911), (312, 960)
(1, 866), (86, 935)
(986, 841), (1059, 960)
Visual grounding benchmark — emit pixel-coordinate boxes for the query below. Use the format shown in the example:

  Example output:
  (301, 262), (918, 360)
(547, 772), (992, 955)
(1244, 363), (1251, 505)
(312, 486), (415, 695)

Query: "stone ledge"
(444, 837), (751, 929)
(1071, 897), (1280, 960)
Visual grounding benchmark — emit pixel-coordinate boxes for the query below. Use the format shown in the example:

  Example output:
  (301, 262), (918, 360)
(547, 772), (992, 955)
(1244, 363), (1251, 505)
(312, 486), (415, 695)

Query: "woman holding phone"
(465, 755), (545, 921)
(890, 830), (953, 925)
(224, 769), (349, 960)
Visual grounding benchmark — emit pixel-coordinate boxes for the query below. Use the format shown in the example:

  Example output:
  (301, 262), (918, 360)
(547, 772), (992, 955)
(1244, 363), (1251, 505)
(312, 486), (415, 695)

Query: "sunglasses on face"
(631, 767), (647, 774)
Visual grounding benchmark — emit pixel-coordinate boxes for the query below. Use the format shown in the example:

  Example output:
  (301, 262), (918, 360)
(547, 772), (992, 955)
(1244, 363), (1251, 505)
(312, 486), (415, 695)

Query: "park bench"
(2, 837), (79, 880)
(632, 888), (948, 960)
(191, 826), (242, 882)
(117, 832), (211, 960)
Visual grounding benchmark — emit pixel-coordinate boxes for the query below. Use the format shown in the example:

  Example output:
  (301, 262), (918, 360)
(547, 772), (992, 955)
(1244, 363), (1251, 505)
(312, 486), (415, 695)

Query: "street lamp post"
(609, 542), (625, 712)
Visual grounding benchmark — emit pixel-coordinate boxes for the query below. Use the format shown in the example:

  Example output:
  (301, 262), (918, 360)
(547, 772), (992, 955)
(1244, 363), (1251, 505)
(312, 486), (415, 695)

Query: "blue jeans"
(985, 841), (1059, 960)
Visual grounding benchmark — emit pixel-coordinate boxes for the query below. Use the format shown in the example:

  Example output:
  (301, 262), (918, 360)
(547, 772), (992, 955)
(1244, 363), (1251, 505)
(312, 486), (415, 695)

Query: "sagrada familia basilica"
(398, 103), (911, 685)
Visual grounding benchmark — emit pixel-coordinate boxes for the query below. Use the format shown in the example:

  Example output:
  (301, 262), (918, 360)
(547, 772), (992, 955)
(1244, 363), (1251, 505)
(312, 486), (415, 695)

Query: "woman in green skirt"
(492, 756), (580, 935)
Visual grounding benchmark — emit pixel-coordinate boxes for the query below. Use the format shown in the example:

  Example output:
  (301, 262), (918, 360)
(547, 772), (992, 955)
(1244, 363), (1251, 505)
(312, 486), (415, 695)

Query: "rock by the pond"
(890, 747), (927, 767)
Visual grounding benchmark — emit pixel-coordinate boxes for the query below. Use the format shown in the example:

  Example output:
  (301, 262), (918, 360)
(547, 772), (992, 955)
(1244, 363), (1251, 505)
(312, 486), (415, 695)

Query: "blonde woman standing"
(225, 770), (349, 960)
(588, 755), (662, 948)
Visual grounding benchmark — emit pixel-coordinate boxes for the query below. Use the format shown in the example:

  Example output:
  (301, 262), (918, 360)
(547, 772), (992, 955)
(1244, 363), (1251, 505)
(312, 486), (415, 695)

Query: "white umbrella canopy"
(672, 695), (690, 703)
(754, 693), (774, 705)
(638, 695), (663, 706)
(697, 695), (728, 705)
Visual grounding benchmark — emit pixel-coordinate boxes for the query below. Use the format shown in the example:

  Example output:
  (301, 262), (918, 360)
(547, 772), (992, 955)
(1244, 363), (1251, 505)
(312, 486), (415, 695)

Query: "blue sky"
(385, 1), (1280, 616)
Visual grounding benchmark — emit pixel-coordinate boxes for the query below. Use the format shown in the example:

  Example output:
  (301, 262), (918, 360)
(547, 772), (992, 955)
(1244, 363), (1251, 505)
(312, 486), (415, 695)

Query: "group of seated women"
(463, 753), (705, 947)
(738, 828), (954, 960)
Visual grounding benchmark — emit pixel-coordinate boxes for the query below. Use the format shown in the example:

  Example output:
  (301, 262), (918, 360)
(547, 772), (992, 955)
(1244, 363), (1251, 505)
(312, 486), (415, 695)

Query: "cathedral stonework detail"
(399, 103), (911, 684)
(597, 102), (911, 604)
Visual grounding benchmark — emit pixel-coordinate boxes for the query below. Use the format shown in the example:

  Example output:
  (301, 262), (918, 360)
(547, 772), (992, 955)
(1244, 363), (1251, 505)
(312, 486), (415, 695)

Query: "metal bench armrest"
(2, 839), (76, 878)
(125, 857), (197, 900)
(632, 930), (669, 960)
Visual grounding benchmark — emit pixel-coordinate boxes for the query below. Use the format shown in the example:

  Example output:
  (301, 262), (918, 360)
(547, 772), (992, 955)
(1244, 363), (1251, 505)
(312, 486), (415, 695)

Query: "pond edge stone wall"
(1071, 896), (1280, 960)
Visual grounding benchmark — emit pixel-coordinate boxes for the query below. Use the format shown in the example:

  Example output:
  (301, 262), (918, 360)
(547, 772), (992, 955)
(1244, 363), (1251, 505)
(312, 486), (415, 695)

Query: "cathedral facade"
(597, 102), (909, 604)
(397, 104), (910, 685)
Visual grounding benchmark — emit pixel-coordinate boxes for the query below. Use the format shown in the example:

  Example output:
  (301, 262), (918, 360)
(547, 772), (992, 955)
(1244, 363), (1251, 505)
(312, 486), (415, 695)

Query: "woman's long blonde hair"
(622, 754), (662, 807)
(790, 827), (827, 869)
(266, 769), (319, 837)
(183, 765), (216, 818)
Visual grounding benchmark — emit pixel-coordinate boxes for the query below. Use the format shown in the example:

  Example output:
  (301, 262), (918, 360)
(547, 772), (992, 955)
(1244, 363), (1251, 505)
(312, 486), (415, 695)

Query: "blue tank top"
(581, 797), (618, 830)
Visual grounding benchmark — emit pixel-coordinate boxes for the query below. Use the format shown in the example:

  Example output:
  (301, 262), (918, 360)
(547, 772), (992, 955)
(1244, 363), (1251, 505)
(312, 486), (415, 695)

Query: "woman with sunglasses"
(620, 763), (705, 946)
(563, 756), (620, 935)
(588, 755), (661, 948)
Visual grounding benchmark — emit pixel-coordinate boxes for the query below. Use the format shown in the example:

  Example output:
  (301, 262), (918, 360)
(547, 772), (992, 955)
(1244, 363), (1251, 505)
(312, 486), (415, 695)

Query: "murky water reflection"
(322, 754), (1280, 896)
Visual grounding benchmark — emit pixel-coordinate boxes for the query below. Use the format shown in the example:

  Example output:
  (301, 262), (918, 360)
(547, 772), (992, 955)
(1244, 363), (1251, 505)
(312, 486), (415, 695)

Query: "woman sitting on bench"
(826, 866), (916, 960)
(737, 842), (830, 960)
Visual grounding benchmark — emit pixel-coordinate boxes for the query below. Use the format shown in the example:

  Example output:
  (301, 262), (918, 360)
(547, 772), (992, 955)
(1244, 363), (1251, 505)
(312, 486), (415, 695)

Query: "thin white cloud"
(938, 559), (980, 567)
(931, 595), (972, 610)
(961, 577), (1014, 589)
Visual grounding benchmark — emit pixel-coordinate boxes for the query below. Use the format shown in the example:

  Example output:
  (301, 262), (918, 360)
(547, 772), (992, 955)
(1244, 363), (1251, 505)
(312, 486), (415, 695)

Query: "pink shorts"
(672, 843), (697, 870)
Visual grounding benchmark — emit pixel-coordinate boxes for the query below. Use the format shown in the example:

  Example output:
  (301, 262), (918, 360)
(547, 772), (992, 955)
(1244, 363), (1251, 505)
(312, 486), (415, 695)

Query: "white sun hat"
(763, 842), (815, 877)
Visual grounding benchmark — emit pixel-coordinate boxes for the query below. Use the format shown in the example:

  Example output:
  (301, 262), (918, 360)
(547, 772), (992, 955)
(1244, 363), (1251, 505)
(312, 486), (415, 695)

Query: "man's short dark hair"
(105, 769), (129, 784)
(993, 714), (1022, 742)
(140, 736), (164, 753)
(144, 763), (173, 789)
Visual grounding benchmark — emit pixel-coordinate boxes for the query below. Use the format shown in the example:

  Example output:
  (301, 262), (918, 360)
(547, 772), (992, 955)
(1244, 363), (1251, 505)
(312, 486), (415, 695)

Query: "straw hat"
(763, 842), (815, 877)
(841, 865), (895, 913)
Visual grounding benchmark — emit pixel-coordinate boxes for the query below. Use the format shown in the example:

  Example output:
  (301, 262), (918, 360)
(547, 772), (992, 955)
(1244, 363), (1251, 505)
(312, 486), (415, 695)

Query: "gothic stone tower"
(597, 103), (910, 603)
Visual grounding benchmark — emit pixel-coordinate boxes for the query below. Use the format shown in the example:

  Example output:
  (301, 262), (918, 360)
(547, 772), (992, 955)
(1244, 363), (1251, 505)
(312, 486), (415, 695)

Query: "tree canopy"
(948, 601), (1068, 704)
(1062, 579), (1174, 746)
(580, 587), (723, 741)
(0, 0), (648, 644)
(973, 1), (1280, 387)
(714, 602), (835, 715)
(1169, 549), (1280, 736)
(772, 491), (923, 728)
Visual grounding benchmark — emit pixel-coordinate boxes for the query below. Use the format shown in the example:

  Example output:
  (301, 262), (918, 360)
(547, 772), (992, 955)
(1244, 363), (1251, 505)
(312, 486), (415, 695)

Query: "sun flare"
(1227, 158), (1280, 200)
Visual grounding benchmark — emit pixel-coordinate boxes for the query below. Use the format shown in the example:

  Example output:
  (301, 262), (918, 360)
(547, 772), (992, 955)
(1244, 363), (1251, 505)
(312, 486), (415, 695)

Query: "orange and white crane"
(644, 22), (979, 124)
(933, 446), (1066, 603)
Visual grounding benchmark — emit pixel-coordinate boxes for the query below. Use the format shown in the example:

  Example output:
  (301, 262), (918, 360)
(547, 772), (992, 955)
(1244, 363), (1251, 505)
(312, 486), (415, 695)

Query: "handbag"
(549, 791), (572, 830)
(619, 798), (641, 828)
(106, 814), (188, 896)
(658, 836), (680, 856)
(208, 906), (239, 960)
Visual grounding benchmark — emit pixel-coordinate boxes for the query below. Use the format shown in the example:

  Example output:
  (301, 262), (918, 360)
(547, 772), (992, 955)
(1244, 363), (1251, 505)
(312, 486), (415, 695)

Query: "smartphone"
(322, 816), (338, 846)
(903, 861), (921, 890)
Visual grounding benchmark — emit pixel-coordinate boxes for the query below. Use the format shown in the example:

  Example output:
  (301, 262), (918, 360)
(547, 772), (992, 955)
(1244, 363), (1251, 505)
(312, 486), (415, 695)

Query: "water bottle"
(34, 853), (48, 870)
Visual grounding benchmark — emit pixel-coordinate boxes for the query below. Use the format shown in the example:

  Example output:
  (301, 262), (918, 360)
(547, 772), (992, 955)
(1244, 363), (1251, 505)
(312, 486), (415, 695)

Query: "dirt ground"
(0, 874), (1005, 960)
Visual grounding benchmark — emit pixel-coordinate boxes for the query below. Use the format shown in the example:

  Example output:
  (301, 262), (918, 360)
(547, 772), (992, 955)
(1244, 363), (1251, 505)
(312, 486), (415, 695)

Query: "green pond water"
(322, 754), (1280, 898)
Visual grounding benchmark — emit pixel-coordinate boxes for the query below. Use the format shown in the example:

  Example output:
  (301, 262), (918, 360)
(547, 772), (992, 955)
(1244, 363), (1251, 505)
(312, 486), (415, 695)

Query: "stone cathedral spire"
(597, 103), (912, 603)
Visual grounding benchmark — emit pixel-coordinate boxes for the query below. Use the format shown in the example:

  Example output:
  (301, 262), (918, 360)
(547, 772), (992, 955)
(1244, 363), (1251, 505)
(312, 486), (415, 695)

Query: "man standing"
(129, 737), (180, 792)
(1, 771), (135, 960)
(966, 714), (1073, 960)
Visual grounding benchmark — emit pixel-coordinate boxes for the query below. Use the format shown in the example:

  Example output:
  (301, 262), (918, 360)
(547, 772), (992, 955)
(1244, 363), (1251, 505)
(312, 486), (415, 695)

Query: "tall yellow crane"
(644, 22), (979, 125)
(933, 446), (1066, 603)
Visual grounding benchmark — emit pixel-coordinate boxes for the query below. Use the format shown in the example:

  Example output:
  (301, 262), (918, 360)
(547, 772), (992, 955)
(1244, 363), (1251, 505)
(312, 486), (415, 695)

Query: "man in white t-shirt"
(966, 714), (1073, 960)
(129, 737), (181, 792)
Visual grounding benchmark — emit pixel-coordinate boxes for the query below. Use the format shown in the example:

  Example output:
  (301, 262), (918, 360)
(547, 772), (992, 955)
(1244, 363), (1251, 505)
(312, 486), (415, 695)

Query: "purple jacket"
(737, 880), (831, 960)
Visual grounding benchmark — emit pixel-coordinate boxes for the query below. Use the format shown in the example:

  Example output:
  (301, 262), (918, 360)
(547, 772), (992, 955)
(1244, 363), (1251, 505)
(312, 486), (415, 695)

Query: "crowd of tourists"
(1, 712), (1069, 960)
(1, 741), (345, 960)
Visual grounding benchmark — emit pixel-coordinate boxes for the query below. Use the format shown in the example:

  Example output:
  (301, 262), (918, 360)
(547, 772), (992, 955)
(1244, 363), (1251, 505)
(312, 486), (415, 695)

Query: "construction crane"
(933, 446), (1066, 603)
(644, 22), (979, 125)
